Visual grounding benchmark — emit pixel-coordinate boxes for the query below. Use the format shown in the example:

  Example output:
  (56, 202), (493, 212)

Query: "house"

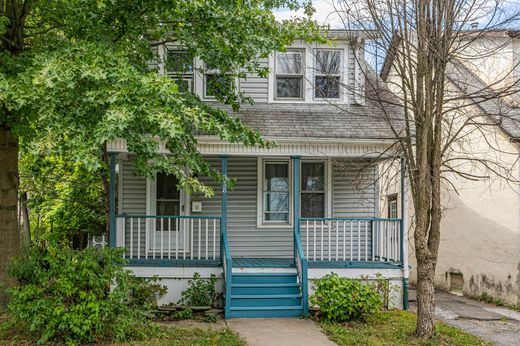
(103, 30), (410, 318)
(381, 29), (520, 306)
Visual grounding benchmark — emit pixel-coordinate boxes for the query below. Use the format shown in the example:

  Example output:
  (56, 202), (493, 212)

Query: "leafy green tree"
(0, 0), (321, 303)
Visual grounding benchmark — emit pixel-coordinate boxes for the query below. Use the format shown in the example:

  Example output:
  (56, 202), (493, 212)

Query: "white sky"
(273, 0), (344, 28)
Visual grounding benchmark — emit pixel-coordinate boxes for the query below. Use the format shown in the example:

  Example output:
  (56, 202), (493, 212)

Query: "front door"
(149, 172), (187, 255)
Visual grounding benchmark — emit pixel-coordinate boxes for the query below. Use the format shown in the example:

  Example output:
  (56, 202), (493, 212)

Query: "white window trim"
(300, 159), (330, 219)
(313, 48), (344, 101)
(145, 173), (190, 253)
(268, 41), (350, 104)
(273, 49), (306, 101)
(256, 157), (333, 228)
(256, 157), (293, 228)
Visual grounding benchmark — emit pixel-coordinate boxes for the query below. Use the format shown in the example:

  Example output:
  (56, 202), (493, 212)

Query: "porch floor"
(232, 258), (295, 268)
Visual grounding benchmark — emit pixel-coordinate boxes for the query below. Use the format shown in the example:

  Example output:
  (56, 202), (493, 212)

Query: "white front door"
(148, 173), (187, 254)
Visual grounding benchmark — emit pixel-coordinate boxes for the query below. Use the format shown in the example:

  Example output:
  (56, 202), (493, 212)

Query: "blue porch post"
(292, 156), (300, 238)
(400, 157), (409, 310)
(220, 155), (228, 259)
(109, 152), (117, 248)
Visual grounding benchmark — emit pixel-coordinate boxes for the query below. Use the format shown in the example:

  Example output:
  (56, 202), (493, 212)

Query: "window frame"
(300, 160), (327, 219)
(165, 48), (195, 93)
(313, 48), (343, 100)
(274, 49), (305, 101)
(387, 194), (398, 219)
(262, 160), (291, 224)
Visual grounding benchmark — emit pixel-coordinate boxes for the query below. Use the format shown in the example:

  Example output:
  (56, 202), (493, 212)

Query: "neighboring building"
(102, 30), (410, 318)
(382, 30), (520, 305)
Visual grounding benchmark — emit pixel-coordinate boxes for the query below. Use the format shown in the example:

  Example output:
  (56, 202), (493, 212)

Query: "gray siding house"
(104, 30), (409, 318)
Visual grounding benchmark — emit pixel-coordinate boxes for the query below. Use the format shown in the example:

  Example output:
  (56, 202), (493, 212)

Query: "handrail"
(294, 230), (308, 315)
(116, 214), (222, 220)
(300, 217), (402, 222)
(221, 228), (232, 319)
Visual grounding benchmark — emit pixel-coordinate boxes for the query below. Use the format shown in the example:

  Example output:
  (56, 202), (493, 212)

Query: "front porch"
(106, 143), (409, 318)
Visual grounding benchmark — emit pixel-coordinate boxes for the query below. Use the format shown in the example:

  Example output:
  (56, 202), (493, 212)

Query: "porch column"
(400, 157), (409, 310)
(109, 152), (117, 248)
(220, 155), (228, 258)
(292, 156), (300, 236)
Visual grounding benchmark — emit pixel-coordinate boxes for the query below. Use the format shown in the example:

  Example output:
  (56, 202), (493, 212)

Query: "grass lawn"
(0, 314), (244, 346)
(110, 326), (245, 346)
(320, 310), (490, 346)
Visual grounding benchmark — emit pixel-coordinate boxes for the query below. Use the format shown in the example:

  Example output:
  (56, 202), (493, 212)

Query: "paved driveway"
(410, 290), (520, 346)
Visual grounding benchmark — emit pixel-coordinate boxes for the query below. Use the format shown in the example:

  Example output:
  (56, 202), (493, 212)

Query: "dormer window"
(275, 50), (304, 99)
(166, 49), (194, 92)
(314, 50), (341, 99)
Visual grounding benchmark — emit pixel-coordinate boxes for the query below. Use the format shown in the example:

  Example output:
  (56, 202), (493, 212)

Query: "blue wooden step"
(232, 273), (297, 284)
(231, 294), (301, 307)
(231, 283), (300, 295)
(228, 305), (303, 318)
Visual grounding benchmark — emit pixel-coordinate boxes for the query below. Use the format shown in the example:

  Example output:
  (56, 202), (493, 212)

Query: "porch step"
(228, 305), (303, 318)
(231, 283), (300, 295)
(231, 294), (302, 307)
(228, 271), (303, 318)
(232, 273), (298, 284)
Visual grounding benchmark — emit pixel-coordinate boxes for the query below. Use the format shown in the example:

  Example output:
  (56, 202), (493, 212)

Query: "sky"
(273, 0), (343, 28)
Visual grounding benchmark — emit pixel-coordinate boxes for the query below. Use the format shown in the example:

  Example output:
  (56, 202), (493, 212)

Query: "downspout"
(400, 157), (410, 310)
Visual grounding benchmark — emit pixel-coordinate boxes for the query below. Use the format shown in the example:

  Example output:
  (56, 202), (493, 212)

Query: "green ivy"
(309, 273), (383, 322)
(4, 243), (166, 345)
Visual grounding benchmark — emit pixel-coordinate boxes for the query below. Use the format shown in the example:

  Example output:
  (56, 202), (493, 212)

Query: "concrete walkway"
(410, 290), (520, 346)
(227, 318), (335, 346)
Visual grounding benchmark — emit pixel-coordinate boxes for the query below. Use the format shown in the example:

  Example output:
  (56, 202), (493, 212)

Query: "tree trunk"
(0, 127), (20, 306)
(415, 251), (436, 337)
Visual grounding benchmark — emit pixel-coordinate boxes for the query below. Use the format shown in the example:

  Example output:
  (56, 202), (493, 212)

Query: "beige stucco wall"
(382, 36), (520, 303)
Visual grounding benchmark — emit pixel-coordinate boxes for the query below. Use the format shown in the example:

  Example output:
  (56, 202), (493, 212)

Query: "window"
(314, 50), (341, 99)
(204, 63), (232, 98)
(275, 50), (304, 99)
(388, 194), (398, 218)
(301, 162), (325, 218)
(166, 50), (194, 92)
(156, 173), (181, 216)
(263, 161), (290, 222)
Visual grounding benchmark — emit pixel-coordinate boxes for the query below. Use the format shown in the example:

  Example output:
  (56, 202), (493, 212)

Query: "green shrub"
(178, 272), (220, 307)
(309, 273), (383, 322)
(4, 243), (166, 345)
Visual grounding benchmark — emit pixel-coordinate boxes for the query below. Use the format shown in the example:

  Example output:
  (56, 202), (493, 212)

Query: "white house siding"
(119, 156), (378, 259)
(239, 57), (269, 103)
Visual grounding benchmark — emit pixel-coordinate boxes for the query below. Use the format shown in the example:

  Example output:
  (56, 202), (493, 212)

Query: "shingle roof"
(208, 78), (406, 141)
(447, 61), (520, 139)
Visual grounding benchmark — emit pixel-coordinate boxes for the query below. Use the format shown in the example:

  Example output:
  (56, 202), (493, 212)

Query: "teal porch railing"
(299, 217), (402, 264)
(116, 214), (222, 264)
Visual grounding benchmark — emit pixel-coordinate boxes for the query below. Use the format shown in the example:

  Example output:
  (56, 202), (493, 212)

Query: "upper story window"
(166, 49), (194, 92)
(275, 50), (304, 99)
(204, 63), (232, 98)
(314, 50), (341, 99)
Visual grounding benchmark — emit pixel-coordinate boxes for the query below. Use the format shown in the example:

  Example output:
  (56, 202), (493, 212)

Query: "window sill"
(256, 224), (294, 229)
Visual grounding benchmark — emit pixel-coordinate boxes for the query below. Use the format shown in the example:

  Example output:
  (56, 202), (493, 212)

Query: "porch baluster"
(130, 218), (133, 259)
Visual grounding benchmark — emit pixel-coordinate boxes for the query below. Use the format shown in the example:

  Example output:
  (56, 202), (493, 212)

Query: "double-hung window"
(301, 162), (325, 218)
(263, 161), (290, 222)
(275, 50), (304, 99)
(314, 50), (341, 99)
(166, 49), (194, 92)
